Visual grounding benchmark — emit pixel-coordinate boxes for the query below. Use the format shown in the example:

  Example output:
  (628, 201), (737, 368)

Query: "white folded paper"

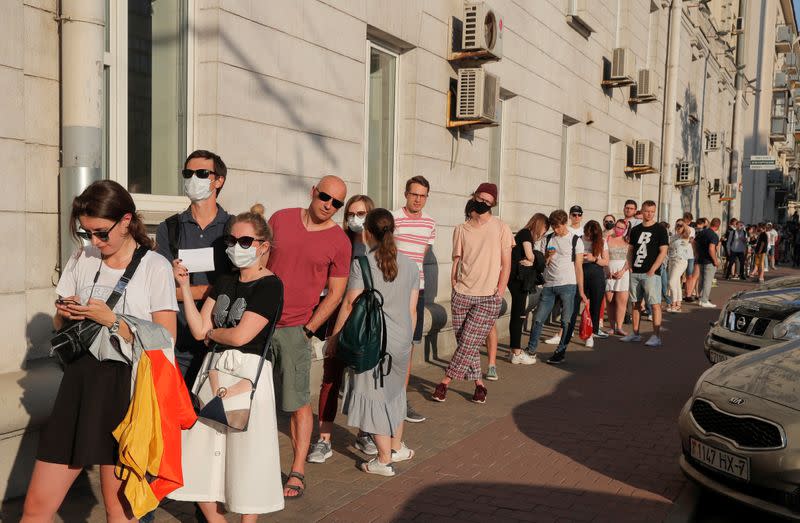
(178, 247), (215, 273)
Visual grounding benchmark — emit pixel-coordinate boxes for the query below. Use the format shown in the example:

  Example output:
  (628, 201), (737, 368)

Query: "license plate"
(690, 438), (750, 481)
(709, 350), (728, 363)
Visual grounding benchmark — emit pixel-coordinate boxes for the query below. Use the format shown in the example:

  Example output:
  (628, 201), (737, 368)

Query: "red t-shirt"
(267, 208), (352, 327)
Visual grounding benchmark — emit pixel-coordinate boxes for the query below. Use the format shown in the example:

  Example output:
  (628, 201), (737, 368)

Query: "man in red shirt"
(267, 175), (351, 498)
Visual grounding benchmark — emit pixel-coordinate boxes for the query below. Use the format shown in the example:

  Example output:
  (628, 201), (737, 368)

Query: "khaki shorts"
(270, 326), (312, 412)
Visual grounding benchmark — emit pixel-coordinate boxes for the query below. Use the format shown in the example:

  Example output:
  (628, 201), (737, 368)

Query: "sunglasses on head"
(223, 235), (265, 249)
(77, 219), (120, 242)
(346, 210), (367, 219)
(315, 189), (344, 209)
(181, 168), (216, 179)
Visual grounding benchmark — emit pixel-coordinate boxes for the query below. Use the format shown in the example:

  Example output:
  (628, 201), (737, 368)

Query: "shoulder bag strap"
(250, 291), (284, 397)
(165, 214), (181, 260)
(105, 245), (149, 310)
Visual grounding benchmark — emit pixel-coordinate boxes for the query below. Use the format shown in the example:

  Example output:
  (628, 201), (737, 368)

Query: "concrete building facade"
(0, 0), (788, 501)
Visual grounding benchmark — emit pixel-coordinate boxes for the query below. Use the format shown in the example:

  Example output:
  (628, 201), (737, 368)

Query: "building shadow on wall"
(1, 313), (97, 522)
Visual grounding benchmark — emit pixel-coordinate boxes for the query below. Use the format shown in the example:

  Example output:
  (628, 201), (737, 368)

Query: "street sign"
(749, 155), (778, 170)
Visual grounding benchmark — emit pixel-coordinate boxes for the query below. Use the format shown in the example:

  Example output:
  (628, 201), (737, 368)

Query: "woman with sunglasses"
(604, 219), (630, 336)
(168, 204), (284, 521)
(667, 220), (692, 313)
(24, 180), (178, 522)
(308, 195), (376, 464)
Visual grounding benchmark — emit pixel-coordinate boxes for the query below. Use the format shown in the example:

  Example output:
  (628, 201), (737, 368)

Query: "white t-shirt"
(568, 225), (583, 237)
(767, 229), (778, 247)
(56, 246), (179, 321)
(542, 232), (585, 287)
(686, 226), (696, 259)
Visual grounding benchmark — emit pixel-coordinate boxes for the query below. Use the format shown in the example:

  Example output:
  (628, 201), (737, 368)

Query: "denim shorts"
(685, 258), (695, 276)
(629, 272), (662, 305)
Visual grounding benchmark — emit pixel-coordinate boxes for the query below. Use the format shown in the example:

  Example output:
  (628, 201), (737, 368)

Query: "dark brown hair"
(70, 180), (154, 249)
(405, 175), (431, 193)
(365, 208), (398, 282)
(231, 203), (273, 242)
(583, 220), (604, 257)
(342, 195), (375, 244)
(185, 149), (227, 195)
(523, 213), (549, 241)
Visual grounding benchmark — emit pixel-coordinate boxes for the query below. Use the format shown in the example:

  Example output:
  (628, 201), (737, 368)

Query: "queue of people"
(26, 146), (770, 521)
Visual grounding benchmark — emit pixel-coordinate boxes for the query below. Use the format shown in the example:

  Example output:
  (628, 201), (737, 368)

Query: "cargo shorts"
(270, 326), (312, 412)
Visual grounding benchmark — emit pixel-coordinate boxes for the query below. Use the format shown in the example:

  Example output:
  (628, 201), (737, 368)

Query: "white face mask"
(184, 175), (213, 202)
(347, 215), (366, 233)
(226, 244), (260, 268)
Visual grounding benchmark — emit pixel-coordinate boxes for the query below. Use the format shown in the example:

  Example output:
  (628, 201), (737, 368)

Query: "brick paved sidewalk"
(0, 271), (774, 522)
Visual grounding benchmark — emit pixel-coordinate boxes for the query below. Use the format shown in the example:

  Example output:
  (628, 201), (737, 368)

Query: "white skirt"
(605, 259), (630, 292)
(167, 350), (284, 515)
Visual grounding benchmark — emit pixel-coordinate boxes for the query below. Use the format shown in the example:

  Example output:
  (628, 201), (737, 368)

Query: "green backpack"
(336, 256), (392, 386)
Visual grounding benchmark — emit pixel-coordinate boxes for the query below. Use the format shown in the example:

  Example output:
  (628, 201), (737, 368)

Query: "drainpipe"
(658, 0), (682, 222)
(728, 0), (747, 220)
(58, 0), (104, 268)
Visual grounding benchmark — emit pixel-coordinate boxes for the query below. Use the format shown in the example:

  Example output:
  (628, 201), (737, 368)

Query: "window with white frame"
(107, 0), (190, 204)
(365, 42), (398, 209)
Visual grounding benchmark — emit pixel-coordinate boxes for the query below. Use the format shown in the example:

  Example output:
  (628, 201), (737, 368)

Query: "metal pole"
(728, 0), (747, 221)
(59, 0), (105, 268)
(659, 0), (683, 223)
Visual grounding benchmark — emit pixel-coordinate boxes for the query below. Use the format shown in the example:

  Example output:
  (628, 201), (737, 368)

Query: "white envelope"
(179, 247), (215, 273)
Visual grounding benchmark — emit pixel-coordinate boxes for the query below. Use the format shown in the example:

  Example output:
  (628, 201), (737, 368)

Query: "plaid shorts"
(446, 291), (502, 381)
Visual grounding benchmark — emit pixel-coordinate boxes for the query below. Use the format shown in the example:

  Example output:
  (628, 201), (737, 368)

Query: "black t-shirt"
(756, 232), (768, 254)
(209, 273), (283, 355)
(695, 228), (719, 265)
(629, 222), (669, 274)
(511, 228), (534, 280)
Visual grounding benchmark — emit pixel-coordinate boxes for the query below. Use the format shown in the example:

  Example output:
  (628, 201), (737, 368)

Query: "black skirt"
(37, 353), (131, 467)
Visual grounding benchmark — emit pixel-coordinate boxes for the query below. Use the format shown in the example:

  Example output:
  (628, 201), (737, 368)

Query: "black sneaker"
(405, 401), (426, 423)
(546, 352), (565, 365)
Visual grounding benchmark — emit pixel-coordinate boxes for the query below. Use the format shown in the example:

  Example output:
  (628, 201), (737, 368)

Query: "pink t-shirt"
(452, 216), (514, 297)
(267, 208), (352, 327)
(392, 207), (436, 290)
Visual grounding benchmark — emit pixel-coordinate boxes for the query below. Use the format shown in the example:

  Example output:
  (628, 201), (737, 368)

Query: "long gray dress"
(342, 251), (419, 437)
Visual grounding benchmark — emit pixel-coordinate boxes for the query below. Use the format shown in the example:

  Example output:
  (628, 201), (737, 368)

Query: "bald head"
(317, 175), (347, 202)
(308, 175), (348, 224)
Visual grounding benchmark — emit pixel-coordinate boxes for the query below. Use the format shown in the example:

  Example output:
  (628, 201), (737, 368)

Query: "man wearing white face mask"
(156, 149), (233, 385)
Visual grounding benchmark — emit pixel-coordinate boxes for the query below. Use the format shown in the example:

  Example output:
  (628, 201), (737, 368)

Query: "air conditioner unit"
(721, 183), (737, 200)
(636, 69), (658, 100)
(710, 178), (721, 193)
(456, 67), (499, 122)
(731, 17), (744, 35)
(632, 139), (659, 169)
(610, 47), (635, 82)
(705, 131), (720, 151)
(774, 71), (788, 89)
(461, 1), (503, 59)
(675, 161), (696, 185)
(776, 25), (793, 54)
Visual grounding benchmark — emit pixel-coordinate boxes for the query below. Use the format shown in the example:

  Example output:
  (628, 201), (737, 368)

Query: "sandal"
(283, 471), (305, 499)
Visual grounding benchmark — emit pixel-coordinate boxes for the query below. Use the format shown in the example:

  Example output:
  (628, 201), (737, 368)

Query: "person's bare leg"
(197, 502), (227, 522)
(486, 325), (498, 367)
(285, 405), (312, 497)
(241, 513), (258, 523)
(372, 434), (393, 465)
(605, 292), (615, 331)
(631, 302), (641, 334)
(21, 461), (82, 522)
(318, 420), (334, 442)
(99, 464), (135, 522)
(390, 422), (405, 451)
(616, 292), (628, 332)
(652, 302), (663, 337)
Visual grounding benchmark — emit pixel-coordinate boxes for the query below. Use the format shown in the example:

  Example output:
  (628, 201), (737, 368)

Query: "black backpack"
(336, 257), (392, 386)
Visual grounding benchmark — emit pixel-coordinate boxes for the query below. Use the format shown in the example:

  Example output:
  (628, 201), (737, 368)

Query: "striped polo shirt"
(392, 207), (437, 290)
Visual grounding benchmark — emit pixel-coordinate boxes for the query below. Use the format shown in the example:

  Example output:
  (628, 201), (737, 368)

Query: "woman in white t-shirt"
(667, 219), (692, 312)
(23, 180), (178, 522)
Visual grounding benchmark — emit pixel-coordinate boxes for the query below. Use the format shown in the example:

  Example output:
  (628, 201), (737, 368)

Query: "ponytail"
(127, 212), (154, 250)
(365, 209), (398, 282)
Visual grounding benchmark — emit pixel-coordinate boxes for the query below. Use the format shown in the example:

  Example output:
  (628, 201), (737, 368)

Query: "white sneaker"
(645, 335), (662, 347)
(699, 301), (717, 308)
(511, 351), (538, 365)
(391, 442), (415, 462)
(360, 458), (396, 476)
(585, 336), (594, 348)
(620, 333), (642, 343)
(544, 334), (561, 345)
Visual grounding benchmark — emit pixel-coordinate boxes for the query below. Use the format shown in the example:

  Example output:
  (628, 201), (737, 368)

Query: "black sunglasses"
(223, 235), (265, 249)
(77, 219), (120, 242)
(181, 168), (216, 179)
(571, 213), (583, 217)
(316, 189), (344, 209)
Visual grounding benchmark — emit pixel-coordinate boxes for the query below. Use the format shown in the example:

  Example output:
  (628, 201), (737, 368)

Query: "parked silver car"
(679, 339), (800, 519)
(704, 276), (800, 364)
